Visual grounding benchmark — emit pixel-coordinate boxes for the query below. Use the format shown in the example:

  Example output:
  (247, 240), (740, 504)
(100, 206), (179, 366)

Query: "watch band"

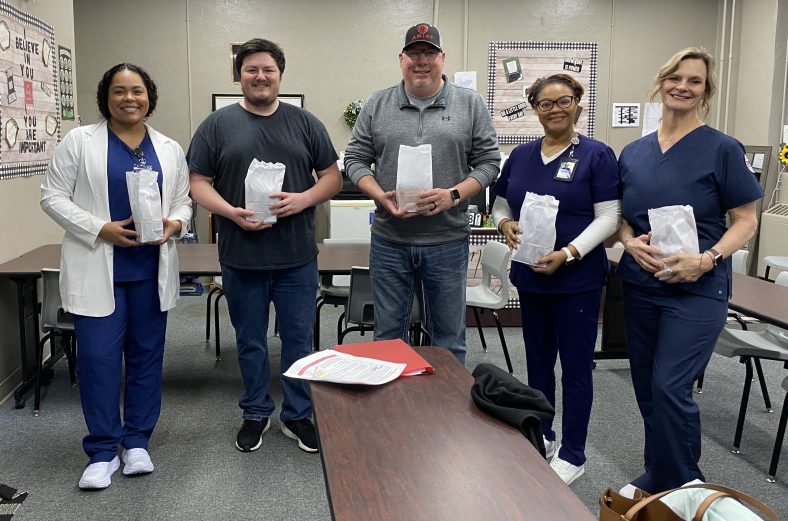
(707, 248), (723, 266)
(450, 188), (461, 206)
(561, 247), (575, 264)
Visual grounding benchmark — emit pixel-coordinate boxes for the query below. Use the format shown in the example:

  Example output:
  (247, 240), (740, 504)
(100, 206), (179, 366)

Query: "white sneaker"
(543, 437), (557, 459)
(549, 452), (585, 485)
(79, 456), (120, 489)
(122, 448), (155, 475)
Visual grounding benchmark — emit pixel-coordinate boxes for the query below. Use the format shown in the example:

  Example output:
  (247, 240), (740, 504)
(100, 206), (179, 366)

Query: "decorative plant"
(343, 99), (365, 129)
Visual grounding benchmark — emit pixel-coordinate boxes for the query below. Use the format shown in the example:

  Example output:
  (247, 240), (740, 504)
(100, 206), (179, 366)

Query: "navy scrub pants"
(73, 278), (167, 464)
(622, 282), (727, 493)
(518, 288), (602, 466)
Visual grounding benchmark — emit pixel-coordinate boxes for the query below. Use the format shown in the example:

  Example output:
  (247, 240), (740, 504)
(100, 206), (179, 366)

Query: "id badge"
(554, 157), (578, 182)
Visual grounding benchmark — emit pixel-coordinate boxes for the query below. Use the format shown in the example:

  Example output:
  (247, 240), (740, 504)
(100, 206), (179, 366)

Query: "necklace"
(542, 133), (579, 157)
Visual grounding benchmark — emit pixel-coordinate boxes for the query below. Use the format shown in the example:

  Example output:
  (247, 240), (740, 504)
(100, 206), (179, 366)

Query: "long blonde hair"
(648, 47), (716, 117)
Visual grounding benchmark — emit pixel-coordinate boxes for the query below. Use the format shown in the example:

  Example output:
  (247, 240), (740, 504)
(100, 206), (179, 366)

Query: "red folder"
(334, 339), (435, 376)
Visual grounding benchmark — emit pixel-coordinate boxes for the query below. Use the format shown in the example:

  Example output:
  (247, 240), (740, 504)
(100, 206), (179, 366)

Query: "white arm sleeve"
(491, 195), (514, 228)
(569, 199), (621, 258)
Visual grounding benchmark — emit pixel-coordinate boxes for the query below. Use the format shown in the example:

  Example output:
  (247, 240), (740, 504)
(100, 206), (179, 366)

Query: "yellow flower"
(780, 143), (788, 165)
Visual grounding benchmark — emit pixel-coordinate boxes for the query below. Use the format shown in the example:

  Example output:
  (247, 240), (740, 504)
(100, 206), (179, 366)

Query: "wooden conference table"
(0, 242), (369, 408)
(310, 346), (595, 521)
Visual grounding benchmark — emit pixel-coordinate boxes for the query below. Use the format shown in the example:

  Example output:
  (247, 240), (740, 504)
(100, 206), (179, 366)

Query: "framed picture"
(212, 93), (305, 111)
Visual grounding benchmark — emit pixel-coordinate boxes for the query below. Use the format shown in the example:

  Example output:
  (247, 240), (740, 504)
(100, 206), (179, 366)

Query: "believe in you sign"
(0, 1), (59, 180)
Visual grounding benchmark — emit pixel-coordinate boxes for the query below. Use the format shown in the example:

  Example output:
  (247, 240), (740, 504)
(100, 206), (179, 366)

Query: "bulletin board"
(487, 41), (598, 144)
(0, 1), (59, 180)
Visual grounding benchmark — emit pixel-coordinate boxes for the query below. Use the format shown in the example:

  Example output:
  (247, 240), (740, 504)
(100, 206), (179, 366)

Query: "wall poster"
(0, 1), (59, 180)
(58, 45), (73, 120)
(487, 41), (598, 144)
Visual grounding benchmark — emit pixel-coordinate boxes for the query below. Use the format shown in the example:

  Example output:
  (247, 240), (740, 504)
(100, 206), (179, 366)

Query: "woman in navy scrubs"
(617, 48), (762, 495)
(41, 64), (191, 489)
(492, 73), (620, 485)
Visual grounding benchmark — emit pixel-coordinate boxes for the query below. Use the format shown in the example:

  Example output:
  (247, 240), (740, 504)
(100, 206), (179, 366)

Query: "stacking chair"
(697, 249), (759, 393)
(767, 375), (788, 483)
(714, 272), (788, 461)
(466, 240), (514, 373)
(204, 212), (224, 359)
(337, 266), (430, 346)
(314, 238), (369, 350)
(35, 269), (76, 416)
(205, 277), (224, 359)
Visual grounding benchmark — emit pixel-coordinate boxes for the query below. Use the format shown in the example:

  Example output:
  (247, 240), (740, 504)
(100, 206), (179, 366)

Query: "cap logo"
(417, 24), (429, 34)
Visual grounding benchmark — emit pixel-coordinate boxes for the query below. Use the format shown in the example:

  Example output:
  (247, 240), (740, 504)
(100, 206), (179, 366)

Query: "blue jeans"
(73, 279), (167, 464)
(369, 234), (468, 362)
(221, 259), (318, 422)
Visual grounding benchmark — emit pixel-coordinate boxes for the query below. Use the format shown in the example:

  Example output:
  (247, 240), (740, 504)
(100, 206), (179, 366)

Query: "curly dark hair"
(234, 38), (285, 77)
(526, 73), (584, 109)
(96, 63), (158, 121)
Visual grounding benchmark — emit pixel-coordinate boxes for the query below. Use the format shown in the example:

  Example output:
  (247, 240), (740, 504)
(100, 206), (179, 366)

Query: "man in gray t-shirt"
(187, 38), (341, 455)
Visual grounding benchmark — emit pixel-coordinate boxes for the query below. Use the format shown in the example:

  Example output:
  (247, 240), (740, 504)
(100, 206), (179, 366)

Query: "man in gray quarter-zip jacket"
(344, 22), (500, 363)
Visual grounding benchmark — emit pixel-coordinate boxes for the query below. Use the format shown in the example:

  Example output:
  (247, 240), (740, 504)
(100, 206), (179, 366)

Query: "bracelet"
(497, 218), (511, 234)
(702, 250), (715, 271)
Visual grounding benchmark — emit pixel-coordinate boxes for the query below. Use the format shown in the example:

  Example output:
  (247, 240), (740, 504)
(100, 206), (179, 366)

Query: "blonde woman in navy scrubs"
(41, 64), (191, 490)
(617, 48), (762, 495)
(493, 73), (620, 485)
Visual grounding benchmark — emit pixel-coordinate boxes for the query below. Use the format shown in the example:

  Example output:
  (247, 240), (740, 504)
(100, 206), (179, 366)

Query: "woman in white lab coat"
(40, 63), (191, 490)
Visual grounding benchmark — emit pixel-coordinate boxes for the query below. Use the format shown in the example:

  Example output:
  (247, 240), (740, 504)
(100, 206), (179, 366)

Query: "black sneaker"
(235, 418), (270, 452)
(281, 418), (319, 453)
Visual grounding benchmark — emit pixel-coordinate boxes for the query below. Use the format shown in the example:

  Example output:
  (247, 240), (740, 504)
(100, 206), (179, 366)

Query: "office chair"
(466, 240), (514, 373)
(337, 266), (430, 346)
(714, 272), (788, 466)
(35, 269), (76, 416)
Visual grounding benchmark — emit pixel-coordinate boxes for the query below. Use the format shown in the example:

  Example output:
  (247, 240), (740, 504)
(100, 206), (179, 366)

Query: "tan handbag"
(599, 483), (777, 521)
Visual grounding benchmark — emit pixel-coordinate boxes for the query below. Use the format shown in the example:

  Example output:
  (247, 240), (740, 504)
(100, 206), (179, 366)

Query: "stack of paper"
(283, 339), (434, 385)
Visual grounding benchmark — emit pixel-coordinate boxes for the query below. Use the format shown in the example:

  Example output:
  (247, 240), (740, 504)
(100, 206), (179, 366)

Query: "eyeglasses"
(535, 95), (576, 112)
(403, 49), (442, 61)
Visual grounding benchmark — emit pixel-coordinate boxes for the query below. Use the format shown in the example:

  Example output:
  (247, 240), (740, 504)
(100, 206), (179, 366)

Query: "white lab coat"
(40, 121), (192, 317)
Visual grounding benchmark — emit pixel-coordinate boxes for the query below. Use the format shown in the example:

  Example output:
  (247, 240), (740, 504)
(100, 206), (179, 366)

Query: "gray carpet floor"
(1, 293), (787, 520)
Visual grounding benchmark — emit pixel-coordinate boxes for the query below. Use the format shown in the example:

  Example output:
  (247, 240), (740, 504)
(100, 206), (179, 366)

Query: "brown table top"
(310, 346), (595, 521)
(729, 273), (788, 330)
(0, 242), (371, 278)
(0, 243), (223, 277)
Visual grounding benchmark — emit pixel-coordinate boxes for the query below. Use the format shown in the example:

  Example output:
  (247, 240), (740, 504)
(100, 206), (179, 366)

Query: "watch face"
(450, 189), (460, 200)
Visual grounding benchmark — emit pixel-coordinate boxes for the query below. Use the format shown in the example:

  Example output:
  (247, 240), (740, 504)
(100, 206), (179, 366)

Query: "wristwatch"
(561, 247), (577, 265)
(707, 248), (723, 266)
(449, 188), (461, 206)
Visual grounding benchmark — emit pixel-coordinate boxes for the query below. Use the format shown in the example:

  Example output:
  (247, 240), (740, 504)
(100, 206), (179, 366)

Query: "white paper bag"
(396, 144), (433, 212)
(648, 204), (699, 259)
(512, 192), (559, 266)
(125, 168), (163, 243)
(245, 159), (286, 223)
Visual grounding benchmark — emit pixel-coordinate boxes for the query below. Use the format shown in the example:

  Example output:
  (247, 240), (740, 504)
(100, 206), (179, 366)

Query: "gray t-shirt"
(187, 102), (338, 269)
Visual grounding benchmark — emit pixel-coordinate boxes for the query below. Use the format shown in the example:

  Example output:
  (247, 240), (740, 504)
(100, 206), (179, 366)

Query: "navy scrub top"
(107, 129), (163, 282)
(617, 125), (763, 300)
(494, 134), (620, 294)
